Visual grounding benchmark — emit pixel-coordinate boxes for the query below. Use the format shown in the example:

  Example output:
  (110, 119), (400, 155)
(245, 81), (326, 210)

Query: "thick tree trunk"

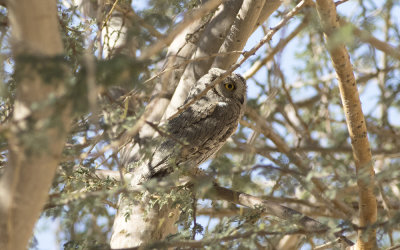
(0, 1), (70, 250)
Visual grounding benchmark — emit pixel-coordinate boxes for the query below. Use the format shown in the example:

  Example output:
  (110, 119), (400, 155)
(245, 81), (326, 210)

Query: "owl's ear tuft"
(208, 68), (226, 76)
(237, 74), (245, 83)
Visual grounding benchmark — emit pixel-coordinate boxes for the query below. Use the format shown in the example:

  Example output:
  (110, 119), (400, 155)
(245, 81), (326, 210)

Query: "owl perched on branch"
(135, 68), (247, 183)
(111, 68), (247, 248)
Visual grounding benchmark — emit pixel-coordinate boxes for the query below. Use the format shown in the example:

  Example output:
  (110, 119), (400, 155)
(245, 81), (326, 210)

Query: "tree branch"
(212, 0), (266, 69)
(139, 0), (225, 60)
(339, 19), (400, 61)
(89, 168), (354, 248)
(244, 16), (308, 79)
(243, 108), (355, 217)
(315, 0), (377, 248)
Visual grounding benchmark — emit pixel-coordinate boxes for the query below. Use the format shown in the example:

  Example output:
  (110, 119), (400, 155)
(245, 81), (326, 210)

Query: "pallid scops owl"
(138, 68), (247, 183)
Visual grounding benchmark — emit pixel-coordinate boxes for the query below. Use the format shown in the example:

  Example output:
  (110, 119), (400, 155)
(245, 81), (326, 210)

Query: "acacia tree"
(0, 0), (400, 249)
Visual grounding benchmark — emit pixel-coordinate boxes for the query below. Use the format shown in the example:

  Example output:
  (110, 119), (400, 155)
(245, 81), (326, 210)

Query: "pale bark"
(110, 191), (180, 249)
(255, 0), (282, 28)
(315, 0), (377, 249)
(277, 235), (302, 249)
(163, 0), (244, 118)
(75, 0), (133, 58)
(0, 1), (70, 250)
(212, 0), (266, 69)
(119, 16), (210, 164)
(98, 169), (353, 248)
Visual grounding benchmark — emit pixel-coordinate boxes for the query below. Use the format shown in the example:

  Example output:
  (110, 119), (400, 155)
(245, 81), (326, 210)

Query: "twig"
(116, 6), (163, 39)
(100, 0), (120, 31)
(313, 237), (342, 250)
(243, 107), (355, 217)
(386, 244), (400, 250)
(145, 121), (187, 147)
(119, 177), (355, 250)
(191, 192), (197, 240)
(244, 17), (308, 79)
(139, 0), (224, 60)
(207, 184), (354, 247)
(143, 51), (244, 84)
(339, 19), (400, 61)
(44, 186), (127, 210)
(334, 0), (349, 6)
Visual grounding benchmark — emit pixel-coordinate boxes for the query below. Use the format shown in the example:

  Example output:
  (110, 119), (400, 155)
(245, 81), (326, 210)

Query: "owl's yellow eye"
(224, 83), (235, 91)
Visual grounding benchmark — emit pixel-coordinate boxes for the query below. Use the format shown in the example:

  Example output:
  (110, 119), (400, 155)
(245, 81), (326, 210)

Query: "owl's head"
(204, 68), (247, 106)
(187, 68), (247, 107)
(213, 69), (246, 105)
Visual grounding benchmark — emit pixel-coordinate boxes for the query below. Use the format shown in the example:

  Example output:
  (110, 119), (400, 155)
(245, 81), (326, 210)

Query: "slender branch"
(44, 187), (125, 210)
(139, 0), (224, 60)
(386, 244), (400, 250)
(339, 19), (400, 61)
(313, 237), (343, 250)
(100, 0), (120, 30)
(315, 0), (377, 248)
(242, 108), (355, 217)
(80, 166), (353, 247)
(229, 142), (400, 158)
(207, 184), (354, 246)
(107, 179), (354, 249)
(118, 7), (163, 39)
(244, 17), (308, 79)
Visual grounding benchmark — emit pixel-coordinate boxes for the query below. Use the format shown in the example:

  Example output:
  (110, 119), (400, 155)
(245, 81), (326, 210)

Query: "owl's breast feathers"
(147, 99), (241, 177)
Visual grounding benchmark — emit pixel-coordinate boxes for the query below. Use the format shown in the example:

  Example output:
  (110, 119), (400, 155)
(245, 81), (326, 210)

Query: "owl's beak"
(239, 96), (245, 105)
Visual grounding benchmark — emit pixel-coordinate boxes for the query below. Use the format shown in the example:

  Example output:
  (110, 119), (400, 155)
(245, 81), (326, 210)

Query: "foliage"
(1, 0), (400, 249)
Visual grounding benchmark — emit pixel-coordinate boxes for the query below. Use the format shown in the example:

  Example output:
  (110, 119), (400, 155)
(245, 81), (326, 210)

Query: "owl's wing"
(146, 101), (239, 179)
(168, 101), (239, 160)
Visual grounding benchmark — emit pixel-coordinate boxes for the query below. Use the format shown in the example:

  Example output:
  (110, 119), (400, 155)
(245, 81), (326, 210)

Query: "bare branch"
(207, 184), (354, 247)
(243, 107), (355, 217)
(244, 17), (308, 79)
(139, 0), (225, 60)
(316, 0), (377, 248)
(340, 19), (400, 61)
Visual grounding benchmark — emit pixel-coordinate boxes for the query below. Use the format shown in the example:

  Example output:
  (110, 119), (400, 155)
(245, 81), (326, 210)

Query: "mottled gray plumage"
(139, 68), (246, 182)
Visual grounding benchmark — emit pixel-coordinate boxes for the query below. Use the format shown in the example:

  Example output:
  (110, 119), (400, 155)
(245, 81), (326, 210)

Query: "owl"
(138, 68), (247, 183)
